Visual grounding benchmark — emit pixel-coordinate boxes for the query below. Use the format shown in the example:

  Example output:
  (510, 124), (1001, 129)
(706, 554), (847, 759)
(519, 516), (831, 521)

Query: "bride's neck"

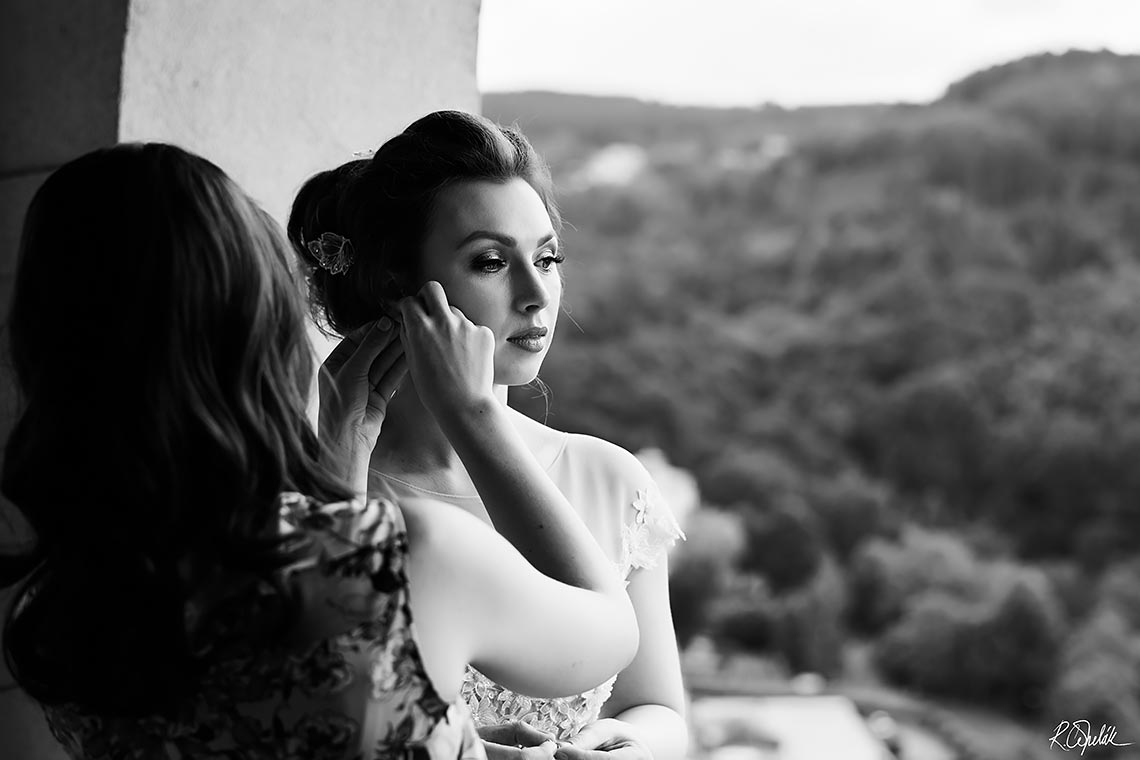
(372, 379), (510, 474)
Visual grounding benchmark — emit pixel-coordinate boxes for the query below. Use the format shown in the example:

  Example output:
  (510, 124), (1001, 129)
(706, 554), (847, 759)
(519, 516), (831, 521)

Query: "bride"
(290, 110), (688, 759)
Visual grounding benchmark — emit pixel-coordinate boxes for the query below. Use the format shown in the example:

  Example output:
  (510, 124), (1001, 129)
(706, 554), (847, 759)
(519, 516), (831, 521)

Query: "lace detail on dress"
(461, 666), (617, 741)
(618, 486), (687, 579)
(42, 493), (487, 760)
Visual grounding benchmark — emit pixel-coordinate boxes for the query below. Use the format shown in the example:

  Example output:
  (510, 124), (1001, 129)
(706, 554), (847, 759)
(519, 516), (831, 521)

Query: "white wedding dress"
(370, 432), (685, 740)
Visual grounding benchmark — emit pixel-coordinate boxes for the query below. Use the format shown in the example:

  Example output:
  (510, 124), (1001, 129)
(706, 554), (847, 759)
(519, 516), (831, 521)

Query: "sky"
(478, 0), (1140, 107)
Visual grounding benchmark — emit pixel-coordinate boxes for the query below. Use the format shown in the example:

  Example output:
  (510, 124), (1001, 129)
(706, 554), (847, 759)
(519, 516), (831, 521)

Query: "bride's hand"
(398, 280), (496, 420)
(317, 317), (407, 488)
(553, 719), (653, 760)
(478, 723), (559, 759)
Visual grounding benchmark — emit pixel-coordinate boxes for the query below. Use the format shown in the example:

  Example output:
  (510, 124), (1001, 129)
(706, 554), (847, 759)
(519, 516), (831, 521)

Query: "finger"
(557, 746), (642, 760)
(417, 280), (450, 316)
(598, 748), (642, 760)
(480, 741), (517, 760)
(478, 725), (512, 743)
(480, 742), (532, 760)
(369, 355), (408, 403)
(398, 296), (429, 330)
(366, 335), (404, 388)
(505, 723), (557, 747)
(448, 303), (475, 325)
(553, 747), (611, 760)
(566, 718), (632, 751)
(322, 321), (374, 376)
(479, 723), (553, 745)
(337, 318), (398, 380)
(565, 724), (606, 750)
(529, 725), (557, 746)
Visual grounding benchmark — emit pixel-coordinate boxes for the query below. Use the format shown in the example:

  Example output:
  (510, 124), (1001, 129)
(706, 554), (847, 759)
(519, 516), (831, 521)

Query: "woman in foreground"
(0, 143), (636, 759)
(291, 110), (689, 760)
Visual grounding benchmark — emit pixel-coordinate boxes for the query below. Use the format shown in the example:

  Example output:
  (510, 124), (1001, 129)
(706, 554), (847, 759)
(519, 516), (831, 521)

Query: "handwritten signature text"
(1050, 721), (1133, 755)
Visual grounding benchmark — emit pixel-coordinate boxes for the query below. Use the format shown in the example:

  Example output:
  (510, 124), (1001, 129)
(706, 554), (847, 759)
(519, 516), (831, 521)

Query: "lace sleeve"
(618, 478), (686, 578)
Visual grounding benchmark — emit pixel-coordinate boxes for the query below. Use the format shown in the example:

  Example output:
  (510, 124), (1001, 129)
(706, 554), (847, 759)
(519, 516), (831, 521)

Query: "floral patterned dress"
(42, 493), (486, 760)
(371, 432), (686, 742)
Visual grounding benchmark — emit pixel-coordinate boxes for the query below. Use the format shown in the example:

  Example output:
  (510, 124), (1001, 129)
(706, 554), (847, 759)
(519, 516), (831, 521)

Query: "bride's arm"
(401, 495), (638, 701)
(594, 557), (689, 759)
(556, 556), (688, 760)
(399, 281), (628, 595)
(559, 454), (689, 760)
(398, 282), (638, 695)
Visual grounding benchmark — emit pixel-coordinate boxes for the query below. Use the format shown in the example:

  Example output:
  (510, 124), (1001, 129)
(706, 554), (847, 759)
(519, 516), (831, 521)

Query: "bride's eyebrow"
(455, 230), (558, 250)
(457, 230), (515, 248)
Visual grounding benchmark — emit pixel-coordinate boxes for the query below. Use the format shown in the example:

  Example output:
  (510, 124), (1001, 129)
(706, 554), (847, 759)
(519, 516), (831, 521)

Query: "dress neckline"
(370, 432), (571, 500)
(369, 470), (484, 499)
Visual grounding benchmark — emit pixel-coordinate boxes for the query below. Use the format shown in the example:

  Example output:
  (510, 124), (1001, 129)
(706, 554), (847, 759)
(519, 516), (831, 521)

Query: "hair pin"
(305, 231), (355, 275)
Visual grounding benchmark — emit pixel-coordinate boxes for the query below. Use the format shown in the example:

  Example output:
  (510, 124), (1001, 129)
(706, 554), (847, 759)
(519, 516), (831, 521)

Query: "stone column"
(0, 2), (479, 756)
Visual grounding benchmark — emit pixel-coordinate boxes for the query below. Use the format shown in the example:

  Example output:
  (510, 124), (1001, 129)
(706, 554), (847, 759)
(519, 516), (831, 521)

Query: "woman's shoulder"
(556, 432), (653, 487)
(277, 492), (408, 581)
(555, 435), (687, 575)
(511, 408), (645, 481)
(279, 491), (403, 535)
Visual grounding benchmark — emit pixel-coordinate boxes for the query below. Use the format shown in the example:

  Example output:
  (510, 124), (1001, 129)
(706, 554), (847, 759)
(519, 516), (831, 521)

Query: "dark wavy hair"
(288, 110), (561, 335)
(0, 143), (352, 717)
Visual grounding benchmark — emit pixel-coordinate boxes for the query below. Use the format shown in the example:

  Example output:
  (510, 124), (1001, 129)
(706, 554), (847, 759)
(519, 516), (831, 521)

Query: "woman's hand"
(398, 280), (496, 421)
(553, 719), (653, 760)
(317, 317), (407, 493)
(478, 723), (559, 759)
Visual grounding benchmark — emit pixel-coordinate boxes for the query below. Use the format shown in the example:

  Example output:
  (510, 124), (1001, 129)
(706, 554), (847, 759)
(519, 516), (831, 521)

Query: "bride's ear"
(358, 266), (408, 324)
(377, 300), (403, 326)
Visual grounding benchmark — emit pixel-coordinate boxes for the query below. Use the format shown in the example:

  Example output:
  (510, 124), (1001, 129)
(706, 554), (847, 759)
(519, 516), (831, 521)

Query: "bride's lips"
(506, 326), (548, 353)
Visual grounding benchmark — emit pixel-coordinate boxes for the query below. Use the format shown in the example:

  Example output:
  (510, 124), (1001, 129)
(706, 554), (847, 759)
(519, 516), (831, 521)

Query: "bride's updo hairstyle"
(288, 110), (561, 334)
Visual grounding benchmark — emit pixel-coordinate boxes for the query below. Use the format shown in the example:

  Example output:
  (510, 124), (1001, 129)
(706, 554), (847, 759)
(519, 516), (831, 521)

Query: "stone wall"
(0, 2), (480, 756)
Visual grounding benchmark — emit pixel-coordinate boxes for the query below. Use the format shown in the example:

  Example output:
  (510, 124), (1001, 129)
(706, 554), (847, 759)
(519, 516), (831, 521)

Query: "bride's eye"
(473, 254), (506, 274)
(536, 250), (566, 271)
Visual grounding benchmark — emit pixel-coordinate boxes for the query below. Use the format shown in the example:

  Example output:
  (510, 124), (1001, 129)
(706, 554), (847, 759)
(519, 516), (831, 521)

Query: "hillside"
(490, 50), (1140, 738)
(483, 90), (900, 148)
(943, 48), (1140, 103)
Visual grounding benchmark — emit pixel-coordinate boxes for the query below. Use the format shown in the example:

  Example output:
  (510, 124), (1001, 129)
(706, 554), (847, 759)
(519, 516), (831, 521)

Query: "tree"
(877, 571), (1064, 714)
(737, 503), (824, 594)
(1047, 608), (1140, 735)
(808, 470), (897, 562)
(669, 508), (745, 648)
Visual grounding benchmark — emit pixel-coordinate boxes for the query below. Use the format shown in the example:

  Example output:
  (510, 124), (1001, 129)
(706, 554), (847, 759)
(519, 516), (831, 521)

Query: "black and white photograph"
(2, 2), (1140, 759)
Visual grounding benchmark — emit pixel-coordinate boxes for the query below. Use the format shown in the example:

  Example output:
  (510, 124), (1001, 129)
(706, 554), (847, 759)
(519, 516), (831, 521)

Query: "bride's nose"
(512, 264), (550, 312)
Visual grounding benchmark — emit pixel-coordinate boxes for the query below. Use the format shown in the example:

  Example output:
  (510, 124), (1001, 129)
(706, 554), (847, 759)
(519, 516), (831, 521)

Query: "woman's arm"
(399, 282), (628, 594)
(401, 496), (638, 702)
(315, 317), (406, 498)
(397, 282), (638, 699)
(440, 398), (623, 591)
(558, 556), (689, 760)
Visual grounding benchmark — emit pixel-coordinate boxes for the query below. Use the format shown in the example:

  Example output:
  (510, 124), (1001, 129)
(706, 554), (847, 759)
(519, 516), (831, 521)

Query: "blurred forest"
(488, 49), (1140, 747)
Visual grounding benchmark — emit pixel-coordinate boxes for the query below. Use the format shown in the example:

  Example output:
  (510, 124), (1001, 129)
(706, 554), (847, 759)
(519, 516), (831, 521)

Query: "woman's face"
(417, 178), (563, 386)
